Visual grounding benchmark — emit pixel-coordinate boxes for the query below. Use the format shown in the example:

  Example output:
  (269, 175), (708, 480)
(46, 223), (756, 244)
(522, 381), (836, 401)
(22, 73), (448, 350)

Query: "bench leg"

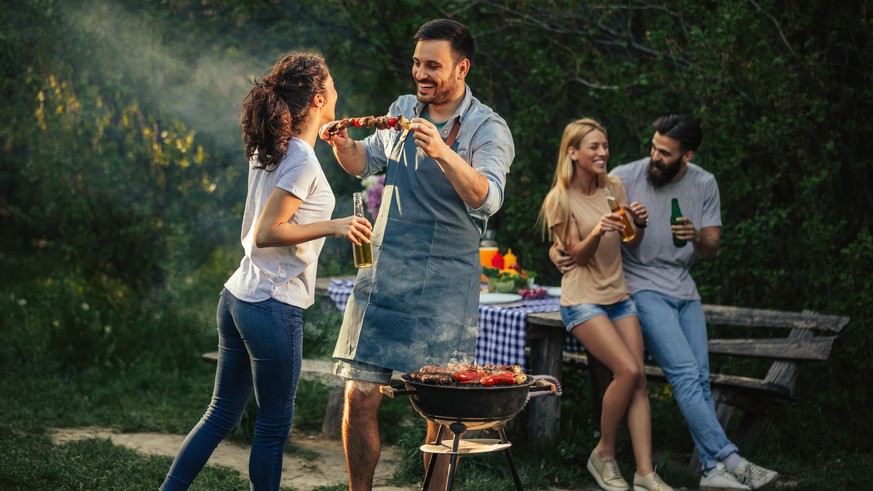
(320, 384), (345, 439)
(729, 411), (770, 453)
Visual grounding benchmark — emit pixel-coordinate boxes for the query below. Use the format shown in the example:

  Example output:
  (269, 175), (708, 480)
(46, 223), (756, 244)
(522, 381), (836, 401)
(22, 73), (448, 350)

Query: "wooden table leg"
(525, 322), (563, 443)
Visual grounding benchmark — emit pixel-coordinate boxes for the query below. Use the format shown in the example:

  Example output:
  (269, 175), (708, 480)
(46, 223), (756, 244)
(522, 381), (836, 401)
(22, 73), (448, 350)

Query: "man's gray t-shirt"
(610, 158), (721, 300)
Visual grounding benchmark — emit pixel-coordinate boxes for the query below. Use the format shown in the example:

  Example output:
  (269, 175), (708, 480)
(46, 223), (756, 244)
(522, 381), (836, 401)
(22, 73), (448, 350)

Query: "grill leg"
(445, 449), (460, 491)
(421, 425), (445, 491)
(444, 423), (466, 491)
(498, 427), (524, 490)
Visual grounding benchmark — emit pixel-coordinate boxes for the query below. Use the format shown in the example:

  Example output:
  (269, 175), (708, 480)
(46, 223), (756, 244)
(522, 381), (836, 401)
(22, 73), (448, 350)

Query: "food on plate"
(323, 114), (411, 135)
(518, 287), (548, 300)
(407, 363), (527, 386)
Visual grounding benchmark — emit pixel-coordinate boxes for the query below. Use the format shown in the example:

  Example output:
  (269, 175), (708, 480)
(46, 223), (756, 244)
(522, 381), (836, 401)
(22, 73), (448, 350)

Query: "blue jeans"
(632, 290), (738, 470)
(161, 289), (303, 490)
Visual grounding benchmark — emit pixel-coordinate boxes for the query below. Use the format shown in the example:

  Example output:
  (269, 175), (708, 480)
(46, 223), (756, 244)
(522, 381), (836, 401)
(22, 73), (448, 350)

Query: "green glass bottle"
(670, 198), (687, 247)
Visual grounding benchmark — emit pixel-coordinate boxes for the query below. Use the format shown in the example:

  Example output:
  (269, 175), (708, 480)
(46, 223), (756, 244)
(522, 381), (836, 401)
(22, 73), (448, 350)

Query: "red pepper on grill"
(480, 372), (518, 386)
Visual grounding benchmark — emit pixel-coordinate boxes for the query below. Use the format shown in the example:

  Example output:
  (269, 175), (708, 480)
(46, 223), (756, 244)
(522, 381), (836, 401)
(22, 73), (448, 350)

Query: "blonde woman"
(539, 118), (671, 491)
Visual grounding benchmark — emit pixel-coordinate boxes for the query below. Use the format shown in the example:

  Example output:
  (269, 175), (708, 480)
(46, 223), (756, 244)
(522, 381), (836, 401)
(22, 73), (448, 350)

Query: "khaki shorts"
(333, 359), (394, 385)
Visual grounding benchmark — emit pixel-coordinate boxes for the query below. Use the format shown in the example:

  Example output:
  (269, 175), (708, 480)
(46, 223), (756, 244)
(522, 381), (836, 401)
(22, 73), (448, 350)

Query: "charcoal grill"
(381, 374), (560, 490)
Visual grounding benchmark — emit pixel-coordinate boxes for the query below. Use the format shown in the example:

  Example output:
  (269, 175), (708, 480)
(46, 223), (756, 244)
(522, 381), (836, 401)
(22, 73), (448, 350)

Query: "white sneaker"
(699, 463), (751, 491)
(732, 458), (780, 489)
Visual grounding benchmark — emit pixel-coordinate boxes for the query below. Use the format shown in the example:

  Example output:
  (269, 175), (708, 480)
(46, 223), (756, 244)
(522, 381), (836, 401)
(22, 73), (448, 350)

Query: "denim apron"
(333, 119), (481, 373)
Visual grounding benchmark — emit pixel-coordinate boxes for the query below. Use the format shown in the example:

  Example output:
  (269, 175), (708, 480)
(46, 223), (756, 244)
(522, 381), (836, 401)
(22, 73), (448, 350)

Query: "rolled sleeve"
(469, 117), (514, 217)
(360, 131), (390, 177)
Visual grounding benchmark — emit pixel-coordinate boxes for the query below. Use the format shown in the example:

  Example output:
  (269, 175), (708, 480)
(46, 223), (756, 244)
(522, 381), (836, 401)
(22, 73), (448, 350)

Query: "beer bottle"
(670, 198), (687, 247)
(352, 192), (374, 267)
(604, 187), (635, 242)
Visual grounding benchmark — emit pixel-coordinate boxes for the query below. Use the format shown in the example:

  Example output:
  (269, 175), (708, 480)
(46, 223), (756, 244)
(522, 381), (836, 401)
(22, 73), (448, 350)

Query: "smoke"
(63, 2), (259, 155)
(60, 2), (368, 199)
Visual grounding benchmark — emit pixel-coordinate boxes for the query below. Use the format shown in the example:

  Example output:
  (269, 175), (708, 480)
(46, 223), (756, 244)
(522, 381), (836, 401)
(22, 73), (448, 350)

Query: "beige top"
(544, 181), (631, 306)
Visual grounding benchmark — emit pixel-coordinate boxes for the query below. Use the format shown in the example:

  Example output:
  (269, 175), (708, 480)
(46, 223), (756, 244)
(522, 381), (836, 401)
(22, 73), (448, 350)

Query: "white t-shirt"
(225, 137), (335, 308)
(610, 158), (721, 300)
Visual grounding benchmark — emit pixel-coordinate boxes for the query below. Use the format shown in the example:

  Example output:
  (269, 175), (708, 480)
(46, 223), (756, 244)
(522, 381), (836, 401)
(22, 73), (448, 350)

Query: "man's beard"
(417, 75), (460, 106)
(647, 156), (682, 187)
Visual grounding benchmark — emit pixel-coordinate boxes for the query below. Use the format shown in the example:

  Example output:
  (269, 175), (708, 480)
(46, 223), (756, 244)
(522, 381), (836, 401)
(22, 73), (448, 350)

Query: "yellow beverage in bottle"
(352, 192), (374, 268)
(604, 187), (635, 243)
(353, 241), (373, 268)
(479, 247), (498, 282)
(479, 247), (499, 269)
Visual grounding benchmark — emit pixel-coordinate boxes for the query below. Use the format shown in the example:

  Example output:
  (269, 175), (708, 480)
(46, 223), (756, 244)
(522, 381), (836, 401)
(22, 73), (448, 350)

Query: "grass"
(2, 245), (873, 490)
(0, 429), (248, 490)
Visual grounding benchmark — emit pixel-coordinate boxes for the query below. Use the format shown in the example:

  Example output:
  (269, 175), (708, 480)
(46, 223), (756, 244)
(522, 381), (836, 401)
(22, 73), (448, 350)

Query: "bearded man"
(552, 115), (779, 490)
(320, 18), (514, 491)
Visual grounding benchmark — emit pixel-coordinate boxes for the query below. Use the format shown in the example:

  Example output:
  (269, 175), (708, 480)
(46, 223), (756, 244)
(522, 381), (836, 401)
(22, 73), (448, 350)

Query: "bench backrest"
(701, 305), (849, 395)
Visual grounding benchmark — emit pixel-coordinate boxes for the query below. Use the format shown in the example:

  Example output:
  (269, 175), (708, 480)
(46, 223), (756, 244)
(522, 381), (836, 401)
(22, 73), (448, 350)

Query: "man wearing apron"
(319, 19), (514, 491)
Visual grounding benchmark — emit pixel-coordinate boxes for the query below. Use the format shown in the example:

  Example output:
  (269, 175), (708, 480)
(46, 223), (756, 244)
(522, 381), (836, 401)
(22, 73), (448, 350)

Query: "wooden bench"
(527, 305), (848, 471)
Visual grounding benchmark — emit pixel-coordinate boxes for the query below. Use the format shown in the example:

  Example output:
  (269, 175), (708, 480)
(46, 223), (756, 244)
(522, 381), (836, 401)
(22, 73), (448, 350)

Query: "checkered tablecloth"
(326, 278), (584, 369)
(326, 278), (356, 311)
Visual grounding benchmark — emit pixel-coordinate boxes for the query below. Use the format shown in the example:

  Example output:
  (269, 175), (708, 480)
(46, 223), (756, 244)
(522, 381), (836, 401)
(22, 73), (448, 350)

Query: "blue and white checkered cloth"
(326, 278), (355, 311)
(475, 297), (565, 367)
(326, 278), (584, 370)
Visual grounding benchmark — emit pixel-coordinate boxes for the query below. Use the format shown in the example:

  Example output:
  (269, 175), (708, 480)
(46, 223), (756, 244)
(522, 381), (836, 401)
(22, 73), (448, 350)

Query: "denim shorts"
(333, 358), (394, 385)
(560, 297), (638, 333)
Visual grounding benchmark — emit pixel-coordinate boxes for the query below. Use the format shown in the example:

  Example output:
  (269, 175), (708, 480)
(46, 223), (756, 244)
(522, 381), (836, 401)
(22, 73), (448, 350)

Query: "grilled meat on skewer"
(326, 115), (411, 135)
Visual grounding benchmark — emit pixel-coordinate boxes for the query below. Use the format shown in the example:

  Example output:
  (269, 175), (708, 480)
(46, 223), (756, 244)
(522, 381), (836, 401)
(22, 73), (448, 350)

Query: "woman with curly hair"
(161, 50), (372, 491)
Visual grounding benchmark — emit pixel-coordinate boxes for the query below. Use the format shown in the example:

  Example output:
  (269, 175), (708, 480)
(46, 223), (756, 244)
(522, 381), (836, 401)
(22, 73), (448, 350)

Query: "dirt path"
(50, 426), (416, 490)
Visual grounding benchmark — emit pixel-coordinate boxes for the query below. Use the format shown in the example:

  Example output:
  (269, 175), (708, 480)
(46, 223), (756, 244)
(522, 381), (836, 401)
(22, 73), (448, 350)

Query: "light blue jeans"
(161, 288), (303, 490)
(632, 290), (738, 470)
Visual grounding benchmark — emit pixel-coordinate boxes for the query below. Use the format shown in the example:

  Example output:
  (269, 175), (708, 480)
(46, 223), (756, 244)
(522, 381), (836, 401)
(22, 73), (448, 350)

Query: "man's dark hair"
(653, 114), (703, 152)
(413, 18), (475, 64)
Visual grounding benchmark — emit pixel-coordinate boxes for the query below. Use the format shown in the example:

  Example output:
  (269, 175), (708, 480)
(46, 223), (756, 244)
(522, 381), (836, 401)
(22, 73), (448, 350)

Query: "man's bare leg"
(423, 420), (456, 491)
(343, 380), (384, 491)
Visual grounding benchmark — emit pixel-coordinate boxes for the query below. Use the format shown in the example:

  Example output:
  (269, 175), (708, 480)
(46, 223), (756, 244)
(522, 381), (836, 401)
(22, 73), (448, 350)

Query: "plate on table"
(546, 287), (562, 297)
(480, 293), (523, 304)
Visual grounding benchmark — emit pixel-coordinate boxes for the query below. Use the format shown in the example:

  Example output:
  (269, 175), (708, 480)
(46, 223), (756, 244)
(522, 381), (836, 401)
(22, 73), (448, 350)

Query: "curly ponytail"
(241, 50), (329, 170)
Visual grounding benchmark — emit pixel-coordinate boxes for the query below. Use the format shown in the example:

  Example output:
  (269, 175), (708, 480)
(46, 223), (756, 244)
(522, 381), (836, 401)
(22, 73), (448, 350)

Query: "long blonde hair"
(538, 118), (613, 245)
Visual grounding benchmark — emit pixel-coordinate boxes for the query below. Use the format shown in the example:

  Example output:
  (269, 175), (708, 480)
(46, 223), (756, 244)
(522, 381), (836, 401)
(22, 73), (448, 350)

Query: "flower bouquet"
(360, 174), (385, 219)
